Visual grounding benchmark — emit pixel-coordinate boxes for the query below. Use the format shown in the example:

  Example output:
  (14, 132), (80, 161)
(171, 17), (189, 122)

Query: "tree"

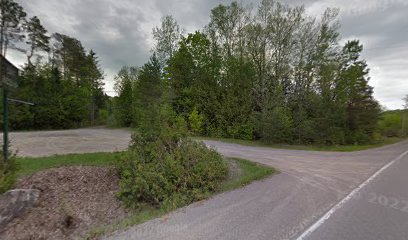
(207, 1), (249, 58)
(26, 16), (50, 65)
(111, 1), (383, 145)
(84, 50), (105, 124)
(152, 15), (182, 66)
(133, 54), (162, 132)
(51, 33), (87, 83)
(114, 66), (138, 126)
(339, 40), (380, 143)
(11, 33), (108, 129)
(0, 0), (26, 56)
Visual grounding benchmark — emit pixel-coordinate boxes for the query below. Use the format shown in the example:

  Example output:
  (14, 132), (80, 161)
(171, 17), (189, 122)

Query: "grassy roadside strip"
(16, 152), (121, 177)
(193, 136), (406, 152)
(14, 153), (276, 239)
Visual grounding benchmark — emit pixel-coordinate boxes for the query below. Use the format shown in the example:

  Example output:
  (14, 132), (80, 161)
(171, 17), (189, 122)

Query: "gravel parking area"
(4, 128), (131, 157)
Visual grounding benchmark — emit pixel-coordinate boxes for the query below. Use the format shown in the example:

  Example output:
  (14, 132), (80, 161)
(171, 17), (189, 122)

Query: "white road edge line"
(296, 150), (408, 240)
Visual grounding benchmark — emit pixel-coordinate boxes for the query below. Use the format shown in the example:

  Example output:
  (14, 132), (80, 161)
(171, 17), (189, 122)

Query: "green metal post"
(3, 88), (8, 161)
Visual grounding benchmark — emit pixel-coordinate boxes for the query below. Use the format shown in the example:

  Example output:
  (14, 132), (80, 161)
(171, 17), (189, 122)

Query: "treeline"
(114, 0), (381, 145)
(1, 0), (107, 130)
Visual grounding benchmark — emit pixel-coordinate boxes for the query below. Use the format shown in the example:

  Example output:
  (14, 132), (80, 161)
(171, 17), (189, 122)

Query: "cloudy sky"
(11, 0), (408, 109)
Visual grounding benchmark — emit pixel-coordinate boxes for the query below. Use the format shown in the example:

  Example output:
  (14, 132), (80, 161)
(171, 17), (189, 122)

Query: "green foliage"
(16, 152), (119, 177)
(259, 107), (293, 143)
(162, 3), (381, 146)
(188, 108), (204, 135)
(86, 157), (274, 239)
(117, 130), (228, 209)
(113, 66), (138, 127)
(108, 1), (384, 147)
(220, 158), (276, 191)
(132, 55), (163, 132)
(0, 150), (19, 193)
(116, 58), (228, 208)
(0, 1), (108, 130)
(378, 110), (407, 137)
(6, 35), (107, 130)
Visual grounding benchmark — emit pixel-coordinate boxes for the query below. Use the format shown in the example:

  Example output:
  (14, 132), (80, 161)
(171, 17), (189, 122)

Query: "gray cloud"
(12, 0), (408, 109)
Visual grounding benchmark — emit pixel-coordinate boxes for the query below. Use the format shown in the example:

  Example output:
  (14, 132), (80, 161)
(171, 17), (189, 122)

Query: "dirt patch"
(0, 166), (129, 240)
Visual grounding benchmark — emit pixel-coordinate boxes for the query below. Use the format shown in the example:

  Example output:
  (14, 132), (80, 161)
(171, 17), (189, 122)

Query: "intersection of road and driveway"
(5, 128), (408, 240)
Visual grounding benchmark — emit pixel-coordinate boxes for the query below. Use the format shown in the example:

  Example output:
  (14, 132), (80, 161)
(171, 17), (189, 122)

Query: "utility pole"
(2, 87), (8, 160)
(1, 55), (19, 162)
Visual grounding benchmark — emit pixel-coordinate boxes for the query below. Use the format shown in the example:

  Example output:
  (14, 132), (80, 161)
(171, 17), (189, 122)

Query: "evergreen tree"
(25, 16), (50, 65)
(339, 40), (380, 143)
(0, 0), (26, 56)
(133, 54), (162, 133)
(114, 66), (138, 126)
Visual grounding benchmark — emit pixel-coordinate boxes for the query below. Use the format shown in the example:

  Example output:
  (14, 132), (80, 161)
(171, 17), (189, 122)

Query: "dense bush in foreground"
(117, 132), (228, 209)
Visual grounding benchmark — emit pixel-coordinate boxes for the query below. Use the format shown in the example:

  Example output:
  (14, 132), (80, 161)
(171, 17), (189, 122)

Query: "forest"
(0, 0), (107, 130)
(113, 0), (386, 145)
(1, 0), (407, 145)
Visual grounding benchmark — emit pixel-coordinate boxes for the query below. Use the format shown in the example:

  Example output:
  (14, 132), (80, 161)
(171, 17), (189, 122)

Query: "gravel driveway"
(4, 128), (131, 157)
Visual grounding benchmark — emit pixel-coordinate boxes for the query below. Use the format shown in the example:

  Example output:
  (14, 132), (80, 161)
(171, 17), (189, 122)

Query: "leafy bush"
(188, 108), (204, 135)
(117, 133), (228, 209)
(0, 150), (19, 193)
(260, 107), (293, 144)
(377, 111), (405, 137)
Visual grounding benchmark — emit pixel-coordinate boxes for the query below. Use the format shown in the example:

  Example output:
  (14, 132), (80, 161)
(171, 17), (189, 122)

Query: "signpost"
(1, 55), (19, 161)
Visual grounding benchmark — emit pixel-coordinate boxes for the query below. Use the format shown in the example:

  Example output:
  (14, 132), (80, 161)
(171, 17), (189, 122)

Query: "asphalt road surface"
(300, 149), (408, 240)
(104, 139), (408, 240)
(4, 127), (131, 157)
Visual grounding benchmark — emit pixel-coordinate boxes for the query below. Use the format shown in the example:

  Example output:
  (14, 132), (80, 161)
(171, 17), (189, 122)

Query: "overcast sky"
(11, 0), (408, 109)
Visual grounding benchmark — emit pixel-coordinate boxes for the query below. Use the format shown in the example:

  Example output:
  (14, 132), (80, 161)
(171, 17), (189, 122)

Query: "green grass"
(220, 158), (276, 192)
(16, 152), (121, 177)
(193, 136), (406, 152)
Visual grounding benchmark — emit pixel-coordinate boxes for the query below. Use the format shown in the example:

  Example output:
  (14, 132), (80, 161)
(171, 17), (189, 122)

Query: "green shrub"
(0, 150), (19, 193)
(377, 111), (405, 137)
(117, 130), (228, 209)
(188, 108), (204, 135)
(96, 109), (109, 125)
(260, 107), (293, 144)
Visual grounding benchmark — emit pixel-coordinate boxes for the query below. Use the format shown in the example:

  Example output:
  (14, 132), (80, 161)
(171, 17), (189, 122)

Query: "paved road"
(4, 128), (131, 157)
(301, 150), (408, 240)
(104, 139), (408, 240)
